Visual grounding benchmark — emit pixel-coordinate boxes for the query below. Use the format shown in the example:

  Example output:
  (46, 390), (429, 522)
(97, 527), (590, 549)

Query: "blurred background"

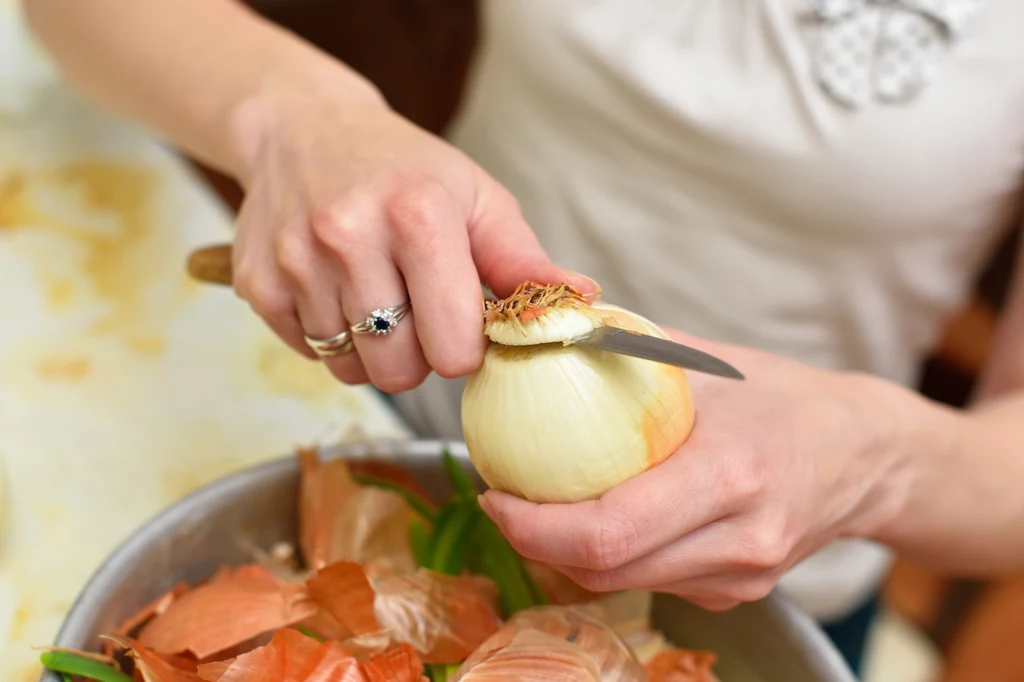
(1, 1), (1021, 680)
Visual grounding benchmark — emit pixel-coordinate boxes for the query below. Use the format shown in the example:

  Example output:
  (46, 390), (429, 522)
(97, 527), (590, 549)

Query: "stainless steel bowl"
(41, 440), (855, 682)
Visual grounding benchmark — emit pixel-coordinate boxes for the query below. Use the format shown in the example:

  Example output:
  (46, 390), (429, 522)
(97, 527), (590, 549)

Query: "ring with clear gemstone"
(351, 301), (411, 336)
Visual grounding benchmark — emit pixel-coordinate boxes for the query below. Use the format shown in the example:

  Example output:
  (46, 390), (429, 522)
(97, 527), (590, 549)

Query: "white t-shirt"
(391, 0), (1024, 621)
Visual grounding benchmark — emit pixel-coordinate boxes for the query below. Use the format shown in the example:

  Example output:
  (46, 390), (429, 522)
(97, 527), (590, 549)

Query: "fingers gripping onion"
(462, 283), (696, 503)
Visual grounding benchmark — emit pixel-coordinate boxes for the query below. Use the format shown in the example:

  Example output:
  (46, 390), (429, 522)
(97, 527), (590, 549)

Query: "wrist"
(222, 37), (387, 184)
(841, 371), (961, 544)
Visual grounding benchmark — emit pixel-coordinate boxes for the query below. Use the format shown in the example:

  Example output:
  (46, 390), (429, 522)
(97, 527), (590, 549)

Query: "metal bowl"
(41, 440), (855, 682)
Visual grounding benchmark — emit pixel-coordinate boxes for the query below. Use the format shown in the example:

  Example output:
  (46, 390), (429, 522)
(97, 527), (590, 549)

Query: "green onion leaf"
(427, 662), (462, 682)
(353, 474), (438, 522)
(40, 651), (134, 682)
(470, 516), (548, 615)
(441, 449), (478, 500)
(296, 626), (325, 642)
(427, 502), (459, 563)
(410, 519), (432, 568)
(429, 501), (479, 575)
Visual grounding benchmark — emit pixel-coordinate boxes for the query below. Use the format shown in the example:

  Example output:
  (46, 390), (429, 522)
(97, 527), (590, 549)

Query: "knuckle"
(582, 511), (640, 572)
(493, 184), (522, 213)
(386, 183), (448, 237)
(309, 199), (365, 250)
(726, 577), (777, 603)
(273, 230), (312, 282)
(232, 265), (254, 302)
(737, 520), (791, 570)
(568, 568), (616, 594)
(234, 270), (290, 320)
(724, 458), (765, 508)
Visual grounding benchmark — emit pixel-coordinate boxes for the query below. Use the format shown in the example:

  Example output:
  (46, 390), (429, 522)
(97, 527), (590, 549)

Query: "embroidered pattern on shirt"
(811, 0), (982, 108)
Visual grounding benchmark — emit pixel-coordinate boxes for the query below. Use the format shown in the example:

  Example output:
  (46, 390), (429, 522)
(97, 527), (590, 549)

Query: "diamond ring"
(351, 301), (411, 336)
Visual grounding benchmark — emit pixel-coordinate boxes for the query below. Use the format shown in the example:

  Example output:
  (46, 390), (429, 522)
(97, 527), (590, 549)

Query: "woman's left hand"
(478, 328), (923, 611)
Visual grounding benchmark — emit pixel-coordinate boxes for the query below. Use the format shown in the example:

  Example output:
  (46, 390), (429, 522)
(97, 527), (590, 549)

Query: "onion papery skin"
(462, 302), (695, 504)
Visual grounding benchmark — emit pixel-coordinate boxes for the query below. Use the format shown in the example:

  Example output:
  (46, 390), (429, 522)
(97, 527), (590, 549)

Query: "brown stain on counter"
(127, 334), (166, 357)
(44, 278), (75, 309)
(34, 356), (92, 382)
(8, 602), (31, 643)
(0, 161), (192, 353)
(17, 665), (42, 682)
(255, 339), (365, 412)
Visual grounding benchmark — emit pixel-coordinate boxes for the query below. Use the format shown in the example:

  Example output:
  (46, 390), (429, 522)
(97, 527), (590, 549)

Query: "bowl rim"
(46, 439), (855, 682)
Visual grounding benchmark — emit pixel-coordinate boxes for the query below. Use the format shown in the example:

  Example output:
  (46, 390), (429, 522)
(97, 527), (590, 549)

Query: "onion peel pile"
(39, 447), (719, 682)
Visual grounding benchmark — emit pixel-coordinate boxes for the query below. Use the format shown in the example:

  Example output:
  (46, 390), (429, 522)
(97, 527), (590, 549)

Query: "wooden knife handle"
(187, 243), (234, 286)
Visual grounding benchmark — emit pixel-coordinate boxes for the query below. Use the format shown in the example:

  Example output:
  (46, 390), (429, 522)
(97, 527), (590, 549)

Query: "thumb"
(467, 182), (600, 299)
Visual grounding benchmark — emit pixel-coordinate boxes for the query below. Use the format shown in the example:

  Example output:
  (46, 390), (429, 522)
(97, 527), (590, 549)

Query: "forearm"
(24, 0), (384, 179)
(871, 382), (1024, 575)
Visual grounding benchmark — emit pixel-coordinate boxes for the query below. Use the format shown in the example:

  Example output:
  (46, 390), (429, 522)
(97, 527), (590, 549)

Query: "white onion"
(462, 283), (696, 504)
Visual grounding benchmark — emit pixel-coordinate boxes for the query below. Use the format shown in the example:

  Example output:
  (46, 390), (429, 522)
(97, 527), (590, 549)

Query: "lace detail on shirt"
(810, 0), (983, 108)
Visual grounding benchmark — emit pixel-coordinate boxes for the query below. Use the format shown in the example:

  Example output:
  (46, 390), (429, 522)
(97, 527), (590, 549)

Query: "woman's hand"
(26, 0), (597, 392)
(477, 329), (936, 610)
(228, 83), (596, 392)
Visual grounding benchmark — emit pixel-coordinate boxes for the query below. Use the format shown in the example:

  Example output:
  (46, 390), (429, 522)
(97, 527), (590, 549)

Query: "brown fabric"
(190, 0), (479, 212)
(245, 0), (478, 135)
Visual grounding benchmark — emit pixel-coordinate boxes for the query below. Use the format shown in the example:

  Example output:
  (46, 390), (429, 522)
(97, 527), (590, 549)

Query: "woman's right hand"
(25, 0), (595, 393)
(227, 81), (598, 393)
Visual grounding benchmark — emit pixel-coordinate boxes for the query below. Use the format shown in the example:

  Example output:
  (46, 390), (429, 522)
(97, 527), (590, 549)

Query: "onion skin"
(462, 299), (695, 504)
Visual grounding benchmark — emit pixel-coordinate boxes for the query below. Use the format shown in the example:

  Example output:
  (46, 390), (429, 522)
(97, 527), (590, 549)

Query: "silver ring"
(304, 329), (354, 358)
(351, 301), (411, 336)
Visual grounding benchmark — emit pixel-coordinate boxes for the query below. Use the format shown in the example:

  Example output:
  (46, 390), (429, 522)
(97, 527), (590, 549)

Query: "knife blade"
(569, 326), (745, 380)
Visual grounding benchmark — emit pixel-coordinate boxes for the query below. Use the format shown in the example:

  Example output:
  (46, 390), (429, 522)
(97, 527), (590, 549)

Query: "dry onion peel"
(371, 569), (502, 663)
(583, 590), (672, 664)
(451, 605), (645, 682)
(643, 648), (720, 682)
(195, 628), (427, 682)
(452, 629), (603, 681)
(463, 282), (696, 503)
(103, 635), (204, 682)
(196, 628), (363, 682)
(305, 561), (502, 664)
(137, 564), (317, 660)
(103, 582), (190, 658)
(362, 643), (430, 682)
(299, 449), (418, 573)
(524, 560), (602, 606)
(305, 562), (382, 638)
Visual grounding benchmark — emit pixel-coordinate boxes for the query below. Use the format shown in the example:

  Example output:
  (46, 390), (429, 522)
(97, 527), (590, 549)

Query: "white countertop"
(0, 4), (410, 680)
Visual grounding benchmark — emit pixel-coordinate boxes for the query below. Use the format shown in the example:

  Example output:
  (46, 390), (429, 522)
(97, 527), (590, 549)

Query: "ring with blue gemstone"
(351, 301), (411, 336)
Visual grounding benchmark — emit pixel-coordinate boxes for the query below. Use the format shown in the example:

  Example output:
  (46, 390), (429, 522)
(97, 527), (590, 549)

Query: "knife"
(187, 244), (744, 379)
(569, 325), (744, 380)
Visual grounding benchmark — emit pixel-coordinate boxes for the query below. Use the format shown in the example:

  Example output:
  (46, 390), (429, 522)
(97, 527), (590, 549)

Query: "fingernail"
(569, 271), (602, 298)
(477, 493), (495, 520)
